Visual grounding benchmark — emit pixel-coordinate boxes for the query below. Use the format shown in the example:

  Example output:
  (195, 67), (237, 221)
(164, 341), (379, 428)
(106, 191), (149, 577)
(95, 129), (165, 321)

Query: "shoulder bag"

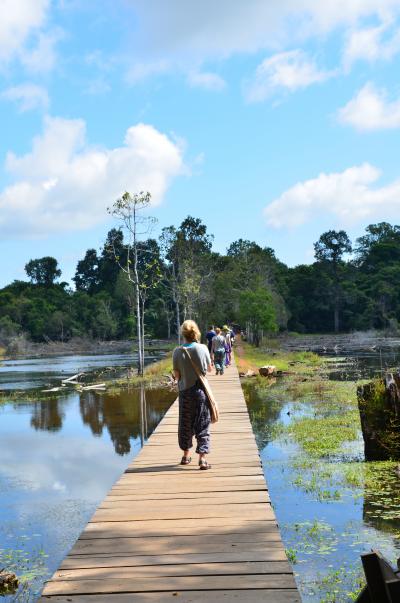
(182, 347), (219, 423)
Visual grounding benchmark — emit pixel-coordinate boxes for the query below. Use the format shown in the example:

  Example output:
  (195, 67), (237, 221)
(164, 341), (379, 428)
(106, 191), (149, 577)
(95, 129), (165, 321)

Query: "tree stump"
(0, 570), (19, 593)
(259, 365), (276, 377)
(357, 372), (400, 460)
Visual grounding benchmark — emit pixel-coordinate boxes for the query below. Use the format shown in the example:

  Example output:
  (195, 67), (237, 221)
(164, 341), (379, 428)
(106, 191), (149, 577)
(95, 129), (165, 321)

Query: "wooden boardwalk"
(40, 361), (301, 602)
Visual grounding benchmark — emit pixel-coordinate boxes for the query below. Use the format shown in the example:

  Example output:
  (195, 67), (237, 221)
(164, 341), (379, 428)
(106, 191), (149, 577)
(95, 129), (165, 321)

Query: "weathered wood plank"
(42, 573), (297, 595)
(54, 561), (293, 580)
(39, 589), (301, 602)
(60, 550), (288, 570)
(39, 359), (299, 600)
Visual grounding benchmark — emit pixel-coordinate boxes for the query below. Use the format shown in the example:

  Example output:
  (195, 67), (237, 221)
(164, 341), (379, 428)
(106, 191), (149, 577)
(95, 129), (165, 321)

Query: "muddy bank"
(276, 331), (400, 353)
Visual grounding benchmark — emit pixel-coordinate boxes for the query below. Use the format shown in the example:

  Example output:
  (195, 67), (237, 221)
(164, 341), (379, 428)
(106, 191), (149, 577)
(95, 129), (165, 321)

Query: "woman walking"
(172, 320), (212, 470)
(211, 327), (226, 375)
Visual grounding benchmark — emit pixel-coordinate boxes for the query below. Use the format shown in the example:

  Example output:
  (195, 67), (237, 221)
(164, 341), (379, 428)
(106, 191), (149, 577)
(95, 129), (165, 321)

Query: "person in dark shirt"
(205, 325), (216, 353)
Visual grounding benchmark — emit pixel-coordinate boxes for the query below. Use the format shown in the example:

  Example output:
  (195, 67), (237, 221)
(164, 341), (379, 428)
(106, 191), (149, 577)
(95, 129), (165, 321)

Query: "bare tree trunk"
(166, 313), (171, 339)
(132, 208), (144, 376)
(334, 304), (339, 333)
(141, 297), (145, 375)
(176, 300), (181, 344)
(135, 287), (143, 374)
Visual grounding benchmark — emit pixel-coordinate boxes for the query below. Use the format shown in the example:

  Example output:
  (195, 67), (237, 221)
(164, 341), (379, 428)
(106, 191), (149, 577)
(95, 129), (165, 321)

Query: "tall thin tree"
(108, 192), (156, 376)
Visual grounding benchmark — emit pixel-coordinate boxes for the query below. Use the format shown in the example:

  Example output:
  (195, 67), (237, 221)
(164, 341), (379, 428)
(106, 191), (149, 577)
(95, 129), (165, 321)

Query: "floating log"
(41, 386), (62, 393)
(357, 371), (400, 461)
(81, 383), (106, 391)
(61, 373), (82, 384)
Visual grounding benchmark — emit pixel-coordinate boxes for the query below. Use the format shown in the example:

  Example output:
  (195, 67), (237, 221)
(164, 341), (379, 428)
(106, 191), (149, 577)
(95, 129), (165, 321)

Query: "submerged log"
(357, 371), (400, 460)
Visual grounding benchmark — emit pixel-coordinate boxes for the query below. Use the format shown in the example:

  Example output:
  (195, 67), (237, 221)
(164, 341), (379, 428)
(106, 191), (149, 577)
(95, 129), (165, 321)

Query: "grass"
(287, 411), (360, 458)
(235, 339), (322, 376)
(106, 351), (174, 393)
(239, 338), (400, 602)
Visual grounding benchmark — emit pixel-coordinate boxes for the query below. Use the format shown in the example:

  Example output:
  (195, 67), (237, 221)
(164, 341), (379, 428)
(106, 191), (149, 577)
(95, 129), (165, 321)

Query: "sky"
(1, 0), (400, 287)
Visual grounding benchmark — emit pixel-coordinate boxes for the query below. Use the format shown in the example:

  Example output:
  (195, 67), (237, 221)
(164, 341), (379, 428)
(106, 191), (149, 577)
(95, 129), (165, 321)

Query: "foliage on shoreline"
(2, 220), (400, 353)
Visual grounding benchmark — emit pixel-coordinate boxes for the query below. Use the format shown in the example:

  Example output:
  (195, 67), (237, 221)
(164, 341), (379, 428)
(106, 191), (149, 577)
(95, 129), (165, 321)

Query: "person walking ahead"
(205, 325), (216, 353)
(211, 327), (226, 375)
(172, 320), (212, 470)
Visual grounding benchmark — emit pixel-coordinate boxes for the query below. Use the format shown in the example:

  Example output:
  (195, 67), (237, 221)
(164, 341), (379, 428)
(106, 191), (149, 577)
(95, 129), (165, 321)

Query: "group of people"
(205, 325), (235, 375)
(172, 319), (236, 471)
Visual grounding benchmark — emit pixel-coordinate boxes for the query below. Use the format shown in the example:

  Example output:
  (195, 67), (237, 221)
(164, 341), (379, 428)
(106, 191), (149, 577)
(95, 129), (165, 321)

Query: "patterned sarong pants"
(178, 381), (211, 454)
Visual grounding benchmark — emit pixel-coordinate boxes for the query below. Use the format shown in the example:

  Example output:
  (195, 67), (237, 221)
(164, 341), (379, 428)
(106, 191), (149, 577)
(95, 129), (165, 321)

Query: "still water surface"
(2, 344), (400, 601)
(0, 353), (176, 602)
(244, 343), (400, 602)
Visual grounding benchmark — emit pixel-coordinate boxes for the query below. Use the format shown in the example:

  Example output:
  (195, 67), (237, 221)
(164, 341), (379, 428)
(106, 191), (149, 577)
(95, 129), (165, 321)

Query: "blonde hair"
(215, 327), (221, 334)
(181, 320), (201, 343)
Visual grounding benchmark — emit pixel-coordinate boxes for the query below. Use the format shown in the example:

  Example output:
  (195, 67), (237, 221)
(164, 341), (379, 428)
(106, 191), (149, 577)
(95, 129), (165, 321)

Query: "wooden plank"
(102, 491), (270, 504)
(69, 539), (284, 557)
(81, 515), (277, 534)
(54, 561), (293, 580)
(79, 520), (279, 539)
(42, 574), (297, 595)
(60, 550), (288, 570)
(90, 505), (274, 522)
(98, 493), (270, 508)
(39, 358), (300, 600)
(39, 589), (301, 602)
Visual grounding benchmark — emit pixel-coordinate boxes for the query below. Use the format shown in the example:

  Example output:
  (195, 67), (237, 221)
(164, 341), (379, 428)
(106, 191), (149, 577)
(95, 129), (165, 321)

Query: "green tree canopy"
(25, 257), (61, 286)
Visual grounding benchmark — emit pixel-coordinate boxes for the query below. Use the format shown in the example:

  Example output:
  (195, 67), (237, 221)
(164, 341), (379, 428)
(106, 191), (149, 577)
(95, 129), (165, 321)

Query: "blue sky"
(1, 0), (400, 287)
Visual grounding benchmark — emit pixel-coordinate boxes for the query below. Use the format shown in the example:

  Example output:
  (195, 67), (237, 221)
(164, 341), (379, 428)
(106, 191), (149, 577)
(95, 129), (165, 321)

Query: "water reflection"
(79, 386), (174, 455)
(362, 463), (400, 536)
(20, 387), (176, 455)
(0, 362), (176, 602)
(244, 343), (400, 601)
(30, 398), (65, 432)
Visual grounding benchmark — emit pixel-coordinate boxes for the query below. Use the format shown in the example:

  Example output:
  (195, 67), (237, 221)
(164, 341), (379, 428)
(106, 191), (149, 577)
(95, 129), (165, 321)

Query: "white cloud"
(0, 0), (50, 65)
(338, 83), (400, 130)
(0, 117), (185, 236)
(124, 0), (400, 76)
(187, 71), (226, 91)
(343, 21), (400, 70)
(1, 83), (49, 112)
(245, 50), (333, 102)
(264, 163), (400, 228)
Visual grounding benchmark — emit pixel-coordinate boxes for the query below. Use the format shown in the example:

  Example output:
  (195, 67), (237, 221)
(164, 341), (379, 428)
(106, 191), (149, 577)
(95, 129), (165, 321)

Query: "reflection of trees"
(242, 381), (283, 449)
(79, 386), (176, 455)
(362, 463), (400, 536)
(30, 399), (64, 432)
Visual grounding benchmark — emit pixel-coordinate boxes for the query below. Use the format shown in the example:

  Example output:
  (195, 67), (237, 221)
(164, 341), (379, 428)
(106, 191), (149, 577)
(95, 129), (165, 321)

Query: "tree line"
(1, 208), (399, 351)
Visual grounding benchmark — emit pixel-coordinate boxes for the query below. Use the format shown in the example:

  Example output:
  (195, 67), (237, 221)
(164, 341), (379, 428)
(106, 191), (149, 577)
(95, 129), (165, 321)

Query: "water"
(0, 351), (160, 390)
(245, 342), (400, 602)
(0, 353), (176, 602)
